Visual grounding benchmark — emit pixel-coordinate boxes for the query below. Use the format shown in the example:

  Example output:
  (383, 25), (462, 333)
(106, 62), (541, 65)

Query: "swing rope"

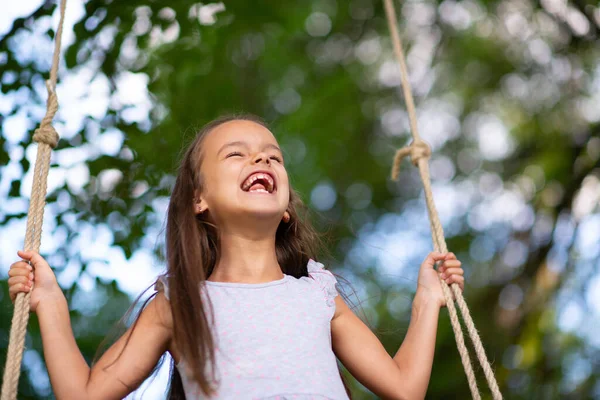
(383, 0), (502, 399)
(1, 1), (66, 399)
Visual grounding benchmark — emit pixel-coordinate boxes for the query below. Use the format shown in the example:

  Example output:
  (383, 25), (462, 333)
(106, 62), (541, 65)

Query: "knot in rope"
(32, 80), (59, 148)
(391, 140), (431, 180)
(33, 126), (59, 148)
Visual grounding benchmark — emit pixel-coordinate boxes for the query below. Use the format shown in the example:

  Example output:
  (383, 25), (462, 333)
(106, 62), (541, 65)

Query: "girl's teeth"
(242, 173), (275, 192)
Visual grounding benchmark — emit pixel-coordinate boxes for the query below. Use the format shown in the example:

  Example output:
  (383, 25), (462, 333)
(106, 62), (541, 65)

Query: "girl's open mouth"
(240, 172), (276, 193)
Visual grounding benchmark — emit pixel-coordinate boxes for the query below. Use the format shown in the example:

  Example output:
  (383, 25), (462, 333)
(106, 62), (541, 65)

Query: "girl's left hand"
(416, 252), (464, 308)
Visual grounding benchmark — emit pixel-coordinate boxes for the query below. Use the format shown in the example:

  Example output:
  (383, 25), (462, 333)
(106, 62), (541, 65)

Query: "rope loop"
(391, 140), (431, 180)
(32, 80), (60, 148)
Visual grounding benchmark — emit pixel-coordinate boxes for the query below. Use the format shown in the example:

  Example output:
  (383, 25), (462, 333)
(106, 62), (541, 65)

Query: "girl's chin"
(217, 193), (287, 217)
(236, 205), (286, 219)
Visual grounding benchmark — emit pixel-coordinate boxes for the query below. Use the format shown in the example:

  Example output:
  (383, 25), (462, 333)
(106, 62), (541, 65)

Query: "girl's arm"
(9, 251), (174, 400)
(331, 252), (464, 400)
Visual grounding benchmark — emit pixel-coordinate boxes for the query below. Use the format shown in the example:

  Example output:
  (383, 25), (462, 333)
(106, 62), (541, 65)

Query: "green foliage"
(1, 0), (599, 398)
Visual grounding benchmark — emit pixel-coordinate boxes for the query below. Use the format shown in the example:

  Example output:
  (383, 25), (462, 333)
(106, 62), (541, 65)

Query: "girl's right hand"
(8, 250), (62, 313)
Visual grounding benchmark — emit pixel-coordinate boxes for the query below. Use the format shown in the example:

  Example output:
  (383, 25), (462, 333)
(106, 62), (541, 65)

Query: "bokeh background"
(1, 0), (599, 399)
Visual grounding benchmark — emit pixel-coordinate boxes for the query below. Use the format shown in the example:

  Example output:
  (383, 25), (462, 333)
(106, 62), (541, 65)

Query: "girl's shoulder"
(298, 259), (339, 308)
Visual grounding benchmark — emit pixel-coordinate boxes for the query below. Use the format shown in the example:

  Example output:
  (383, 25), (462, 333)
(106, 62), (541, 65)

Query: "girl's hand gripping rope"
(417, 251), (465, 308)
(8, 250), (62, 313)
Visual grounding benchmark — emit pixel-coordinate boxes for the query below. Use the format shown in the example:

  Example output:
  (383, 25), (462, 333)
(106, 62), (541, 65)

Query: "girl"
(8, 115), (465, 400)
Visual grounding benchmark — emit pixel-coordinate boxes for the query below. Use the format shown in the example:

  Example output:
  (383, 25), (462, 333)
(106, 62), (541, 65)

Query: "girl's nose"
(253, 153), (270, 165)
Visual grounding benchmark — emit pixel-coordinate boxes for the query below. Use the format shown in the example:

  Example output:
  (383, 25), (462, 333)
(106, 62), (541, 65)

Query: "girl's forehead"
(204, 120), (279, 150)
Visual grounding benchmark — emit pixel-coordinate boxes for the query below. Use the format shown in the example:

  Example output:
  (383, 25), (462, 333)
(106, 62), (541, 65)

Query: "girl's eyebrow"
(217, 141), (248, 156)
(263, 143), (283, 154)
(217, 141), (282, 156)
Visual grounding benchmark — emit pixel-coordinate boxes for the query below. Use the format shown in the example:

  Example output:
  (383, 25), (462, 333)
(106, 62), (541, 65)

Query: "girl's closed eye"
(226, 151), (243, 158)
(269, 155), (283, 163)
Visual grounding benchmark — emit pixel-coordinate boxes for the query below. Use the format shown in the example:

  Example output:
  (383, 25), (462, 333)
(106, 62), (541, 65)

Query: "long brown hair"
(164, 114), (324, 397)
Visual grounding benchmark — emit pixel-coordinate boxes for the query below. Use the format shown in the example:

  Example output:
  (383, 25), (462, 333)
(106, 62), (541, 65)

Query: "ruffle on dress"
(307, 259), (338, 308)
(155, 275), (170, 300)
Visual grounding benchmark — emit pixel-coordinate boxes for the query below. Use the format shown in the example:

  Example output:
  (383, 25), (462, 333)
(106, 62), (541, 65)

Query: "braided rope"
(382, 0), (502, 399)
(1, 1), (66, 399)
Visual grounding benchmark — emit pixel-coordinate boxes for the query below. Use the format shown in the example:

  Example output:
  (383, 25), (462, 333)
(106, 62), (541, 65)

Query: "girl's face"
(197, 120), (290, 227)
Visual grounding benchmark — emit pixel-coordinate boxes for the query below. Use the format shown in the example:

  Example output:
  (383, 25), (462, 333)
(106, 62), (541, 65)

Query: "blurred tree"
(1, 0), (599, 399)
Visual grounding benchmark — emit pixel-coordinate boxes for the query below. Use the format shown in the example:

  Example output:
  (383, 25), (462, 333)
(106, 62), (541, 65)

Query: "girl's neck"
(208, 231), (283, 284)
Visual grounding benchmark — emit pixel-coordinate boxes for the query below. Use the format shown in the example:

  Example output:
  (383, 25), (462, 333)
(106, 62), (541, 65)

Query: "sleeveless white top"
(158, 260), (349, 399)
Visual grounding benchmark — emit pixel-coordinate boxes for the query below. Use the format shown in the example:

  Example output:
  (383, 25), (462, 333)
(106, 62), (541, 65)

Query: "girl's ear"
(194, 196), (208, 215)
(282, 211), (290, 223)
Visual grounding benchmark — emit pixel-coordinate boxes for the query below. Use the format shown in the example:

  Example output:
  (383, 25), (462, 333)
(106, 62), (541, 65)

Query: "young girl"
(8, 115), (465, 400)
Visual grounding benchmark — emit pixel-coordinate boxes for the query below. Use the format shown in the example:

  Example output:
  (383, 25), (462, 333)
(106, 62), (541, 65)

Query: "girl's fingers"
(17, 250), (46, 269)
(440, 259), (462, 269)
(9, 281), (32, 301)
(8, 276), (32, 286)
(432, 251), (465, 292)
(8, 263), (32, 277)
(443, 275), (464, 291)
(440, 268), (464, 278)
(7, 262), (35, 303)
(423, 252), (448, 268)
(16, 250), (31, 259)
